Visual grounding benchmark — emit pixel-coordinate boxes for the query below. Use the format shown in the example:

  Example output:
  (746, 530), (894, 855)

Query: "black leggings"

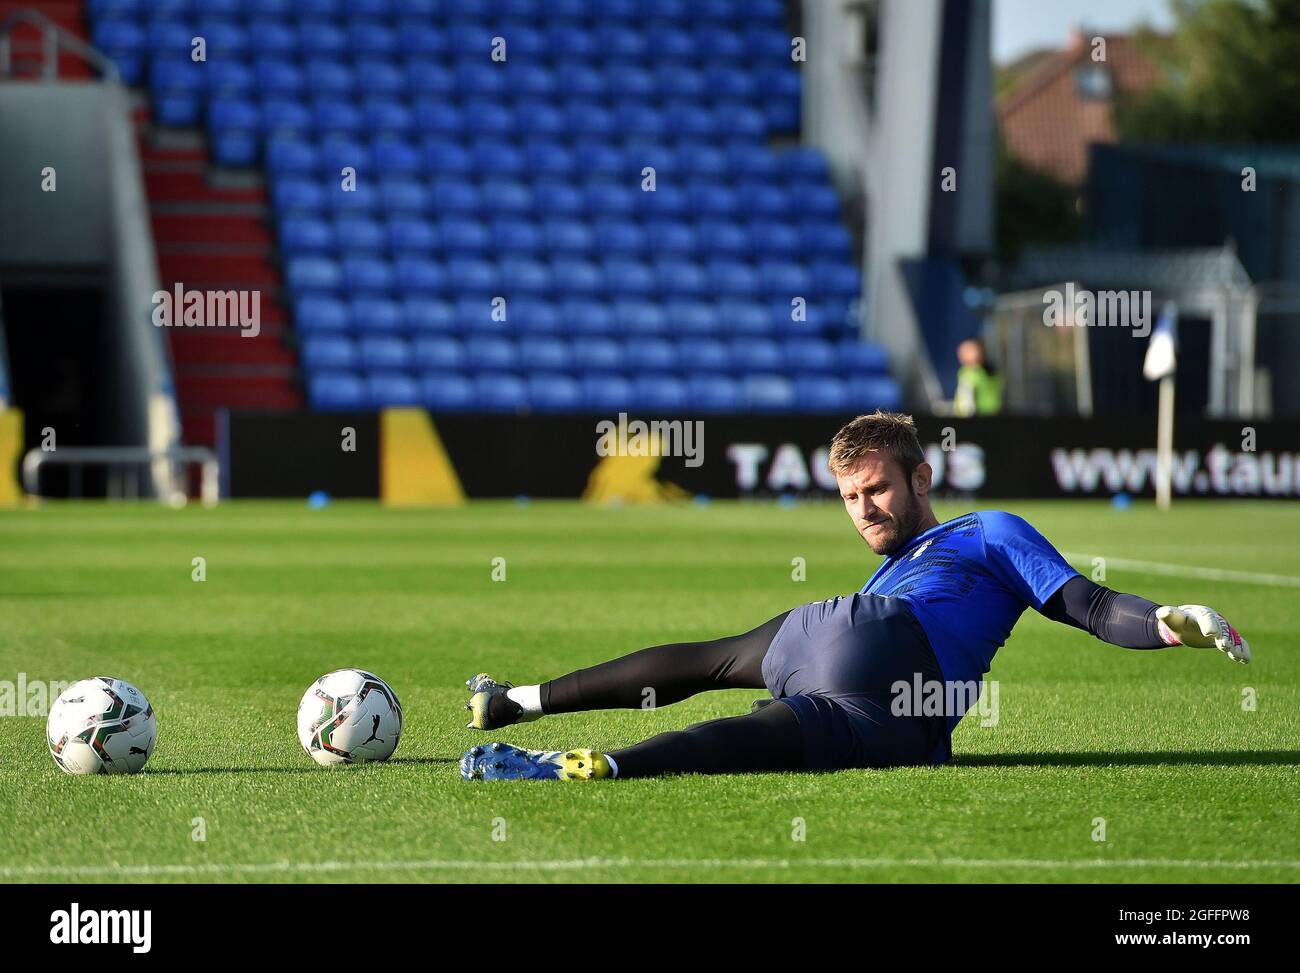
(538, 612), (805, 777)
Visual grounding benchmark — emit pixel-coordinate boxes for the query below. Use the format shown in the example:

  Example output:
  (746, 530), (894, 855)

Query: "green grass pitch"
(1, 498), (1297, 884)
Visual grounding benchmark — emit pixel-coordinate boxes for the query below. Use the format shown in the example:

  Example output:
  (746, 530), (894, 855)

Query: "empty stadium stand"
(84, 0), (902, 417)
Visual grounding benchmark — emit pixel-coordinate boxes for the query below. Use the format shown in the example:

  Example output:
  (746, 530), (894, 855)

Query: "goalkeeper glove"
(1156, 605), (1251, 664)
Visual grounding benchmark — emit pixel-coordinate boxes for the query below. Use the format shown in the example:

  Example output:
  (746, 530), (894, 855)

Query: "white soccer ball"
(297, 669), (403, 767)
(47, 677), (157, 775)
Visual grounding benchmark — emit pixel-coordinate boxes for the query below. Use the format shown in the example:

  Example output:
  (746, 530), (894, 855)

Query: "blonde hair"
(828, 411), (925, 480)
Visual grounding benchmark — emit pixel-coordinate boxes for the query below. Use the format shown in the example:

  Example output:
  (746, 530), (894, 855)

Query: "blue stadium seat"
(667, 301), (720, 336)
(465, 335), (518, 371)
(300, 336), (356, 371)
(266, 138), (318, 176)
(401, 27), (450, 58)
(394, 257), (446, 295)
(623, 337), (677, 373)
(453, 297), (498, 332)
(295, 296), (350, 334)
(534, 182), (586, 216)
(473, 373), (527, 412)
(446, 257), (498, 296)
(697, 221), (750, 256)
(743, 374), (796, 413)
(422, 372), (475, 411)
(372, 138), (423, 175)
(603, 258), (655, 297)
(286, 256), (342, 294)
(782, 338), (837, 374)
(811, 261), (863, 300)
(633, 374), (689, 411)
(644, 221), (697, 256)
(688, 374), (743, 412)
(570, 336), (623, 372)
(729, 337), (782, 372)
(499, 258), (553, 296)
(350, 297), (404, 333)
(335, 216), (386, 253)
(367, 372), (422, 407)
(678, 337), (731, 372)
(256, 60), (304, 96)
(310, 372), (367, 410)
(510, 299), (562, 334)
(718, 300), (772, 336)
(581, 374), (634, 411)
(708, 259), (759, 298)
(359, 335), (411, 370)
(305, 62), (356, 96)
(387, 217), (439, 253)
(551, 259), (603, 297)
(747, 221), (802, 257)
(563, 301), (617, 336)
(614, 300), (668, 335)
(279, 216), (333, 254)
(527, 374), (583, 412)
(593, 220), (646, 255)
(654, 259), (707, 299)
(513, 101), (567, 139)
(794, 375), (850, 413)
(402, 297), (457, 333)
(518, 336), (571, 372)
(341, 256), (394, 295)
(758, 259), (812, 300)
(490, 218), (542, 255)
(846, 376), (903, 411)
(837, 339), (890, 374)
(413, 335), (465, 371)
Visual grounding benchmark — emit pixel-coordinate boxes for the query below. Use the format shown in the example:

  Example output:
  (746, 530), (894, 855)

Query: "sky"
(993, 0), (1176, 63)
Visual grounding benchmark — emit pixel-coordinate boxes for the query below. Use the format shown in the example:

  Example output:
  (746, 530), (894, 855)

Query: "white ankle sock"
(506, 684), (543, 720)
(605, 754), (619, 778)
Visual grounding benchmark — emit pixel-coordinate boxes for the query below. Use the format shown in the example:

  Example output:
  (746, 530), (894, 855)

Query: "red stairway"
(143, 132), (302, 447)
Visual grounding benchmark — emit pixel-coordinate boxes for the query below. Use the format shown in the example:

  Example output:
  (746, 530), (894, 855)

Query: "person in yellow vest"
(953, 337), (1003, 416)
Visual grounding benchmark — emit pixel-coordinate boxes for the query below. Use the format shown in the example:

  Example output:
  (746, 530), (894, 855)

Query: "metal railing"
(22, 446), (220, 506)
(0, 8), (119, 82)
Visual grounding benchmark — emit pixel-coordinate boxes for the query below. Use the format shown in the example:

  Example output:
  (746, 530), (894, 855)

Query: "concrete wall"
(0, 81), (175, 463)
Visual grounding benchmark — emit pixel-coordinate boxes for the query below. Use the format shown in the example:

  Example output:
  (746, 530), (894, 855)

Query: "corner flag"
(1143, 301), (1178, 381)
(1144, 301), (1178, 510)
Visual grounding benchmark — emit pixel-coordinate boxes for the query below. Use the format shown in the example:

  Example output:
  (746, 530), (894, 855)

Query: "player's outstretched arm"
(1042, 576), (1250, 663)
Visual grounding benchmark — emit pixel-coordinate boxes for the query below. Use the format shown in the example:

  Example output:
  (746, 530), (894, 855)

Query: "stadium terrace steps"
(151, 212), (274, 247)
(136, 120), (302, 447)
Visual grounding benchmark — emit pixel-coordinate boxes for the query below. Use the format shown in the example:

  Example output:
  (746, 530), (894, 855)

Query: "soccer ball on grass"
(297, 669), (403, 767)
(47, 677), (157, 775)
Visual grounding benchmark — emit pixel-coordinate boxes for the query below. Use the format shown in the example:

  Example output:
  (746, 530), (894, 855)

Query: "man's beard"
(864, 489), (923, 556)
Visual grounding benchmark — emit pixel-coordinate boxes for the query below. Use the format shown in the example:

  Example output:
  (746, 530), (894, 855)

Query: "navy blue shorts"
(761, 593), (950, 770)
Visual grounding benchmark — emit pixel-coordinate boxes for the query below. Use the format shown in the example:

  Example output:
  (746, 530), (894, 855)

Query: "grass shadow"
(951, 749), (1300, 768)
(146, 756), (457, 775)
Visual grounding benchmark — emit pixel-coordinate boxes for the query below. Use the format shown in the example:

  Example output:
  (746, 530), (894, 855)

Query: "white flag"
(1143, 301), (1178, 382)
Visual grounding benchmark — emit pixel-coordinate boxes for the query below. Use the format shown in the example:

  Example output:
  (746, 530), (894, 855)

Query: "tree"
(1115, 0), (1300, 143)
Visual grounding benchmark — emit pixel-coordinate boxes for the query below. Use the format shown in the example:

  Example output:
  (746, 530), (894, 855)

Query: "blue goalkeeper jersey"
(860, 511), (1080, 722)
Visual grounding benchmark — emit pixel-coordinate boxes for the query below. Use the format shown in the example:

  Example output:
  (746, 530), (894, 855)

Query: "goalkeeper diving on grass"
(459, 411), (1251, 781)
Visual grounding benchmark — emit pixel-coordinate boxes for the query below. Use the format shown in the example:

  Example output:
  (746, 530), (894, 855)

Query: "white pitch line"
(2, 857), (1297, 879)
(1062, 552), (1300, 589)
